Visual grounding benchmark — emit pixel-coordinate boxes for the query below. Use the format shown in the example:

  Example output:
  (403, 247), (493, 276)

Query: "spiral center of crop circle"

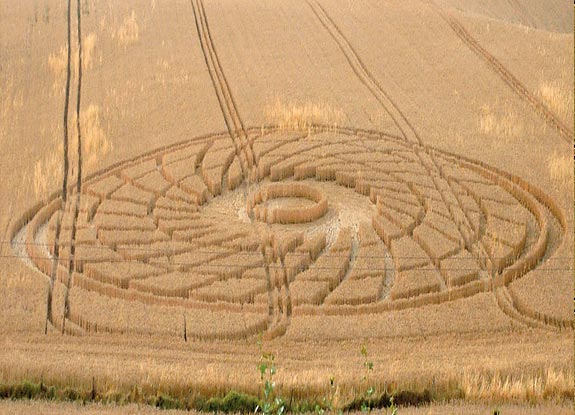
(246, 183), (328, 224)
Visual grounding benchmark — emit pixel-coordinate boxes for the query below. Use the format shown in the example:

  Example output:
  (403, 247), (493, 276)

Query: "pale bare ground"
(0, 400), (572, 415)
(436, 0), (573, 33)
(0, 401), (181, 415)
(0, 0), (572, 408)
(389, 402), (574, 415)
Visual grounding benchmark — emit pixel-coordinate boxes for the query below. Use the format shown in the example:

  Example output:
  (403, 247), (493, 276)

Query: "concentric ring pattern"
(20, 127), (565, 339)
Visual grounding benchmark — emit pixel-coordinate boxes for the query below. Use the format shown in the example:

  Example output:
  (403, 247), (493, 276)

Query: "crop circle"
(16, 126), (565, 339)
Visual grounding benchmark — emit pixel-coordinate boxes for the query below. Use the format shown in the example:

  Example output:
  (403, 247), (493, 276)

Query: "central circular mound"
(247, 183), (328, 224)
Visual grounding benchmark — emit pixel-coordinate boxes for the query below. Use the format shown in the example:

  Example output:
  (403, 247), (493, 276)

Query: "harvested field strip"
(289, 280), (331, 306)
(133, 170), (172, 196)
(195, 252), (265, 280)
(377, 201), (419, 234)
(115, 241), (195, 261)
(358, 222), (381, 246)
(92, 213), (156, 231)
(71, 272), (265, 314)
(180, 175), (210, 204)
(67, 286), (267, 339)
(130, 272), (218, 298)
(324, 276), (384, 305)
(152, 208), (193, 223)
(162, 141), (212, 166)
(110, 183), (154, 207)
(157, 217), (204, 235)
(97, 200), (148, 217)
(434, 3), (572, 143)
(373, 214), (404, 246)
(170, 249), (233, 271)
(97, 229), (169, 249)
(155, 194), (198, 212)
(121, 159), (158, 182)
(161, 158), (197, 184)
(349, 245), (387, 279)
(190, 278), (267, 303)
(164, 186), (199, 205)
(390, 236), (431, 272)
(413, 223), (461, 267)
(485, 215), (527, 249)
(58, 243), (123, 272)
(440, 251), (482, 288)
(85, 175), (123, 199)
(83, 261), (161, 289)
(391, 268), (444, 300)
(295, 232), (326, 260)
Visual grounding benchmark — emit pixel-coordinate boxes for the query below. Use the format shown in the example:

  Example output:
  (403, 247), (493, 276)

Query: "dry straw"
(547, 151), (572, 190)
(263, 99), (344, 132)
(115, 10), (139, 47)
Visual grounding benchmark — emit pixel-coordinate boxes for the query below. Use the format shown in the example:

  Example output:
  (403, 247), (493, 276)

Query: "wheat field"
(0, 0), (572, 413)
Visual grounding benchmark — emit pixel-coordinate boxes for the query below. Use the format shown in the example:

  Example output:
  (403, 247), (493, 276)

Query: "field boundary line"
(431, 1), (571, 144)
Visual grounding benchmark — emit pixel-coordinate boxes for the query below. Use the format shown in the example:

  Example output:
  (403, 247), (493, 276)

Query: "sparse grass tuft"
(263, 99), (344, 133)
(76, 104), (112, 168)
(537, 81), (573, 123)
(82, 33), (98, 70)
(47, 46), (68, 93)
(32, 131), (64, 199)
(460, 367), (573, 402)
(547, 151), (572, 190)
(115, 11), (139, 47)
(478, 104), (523, 139)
